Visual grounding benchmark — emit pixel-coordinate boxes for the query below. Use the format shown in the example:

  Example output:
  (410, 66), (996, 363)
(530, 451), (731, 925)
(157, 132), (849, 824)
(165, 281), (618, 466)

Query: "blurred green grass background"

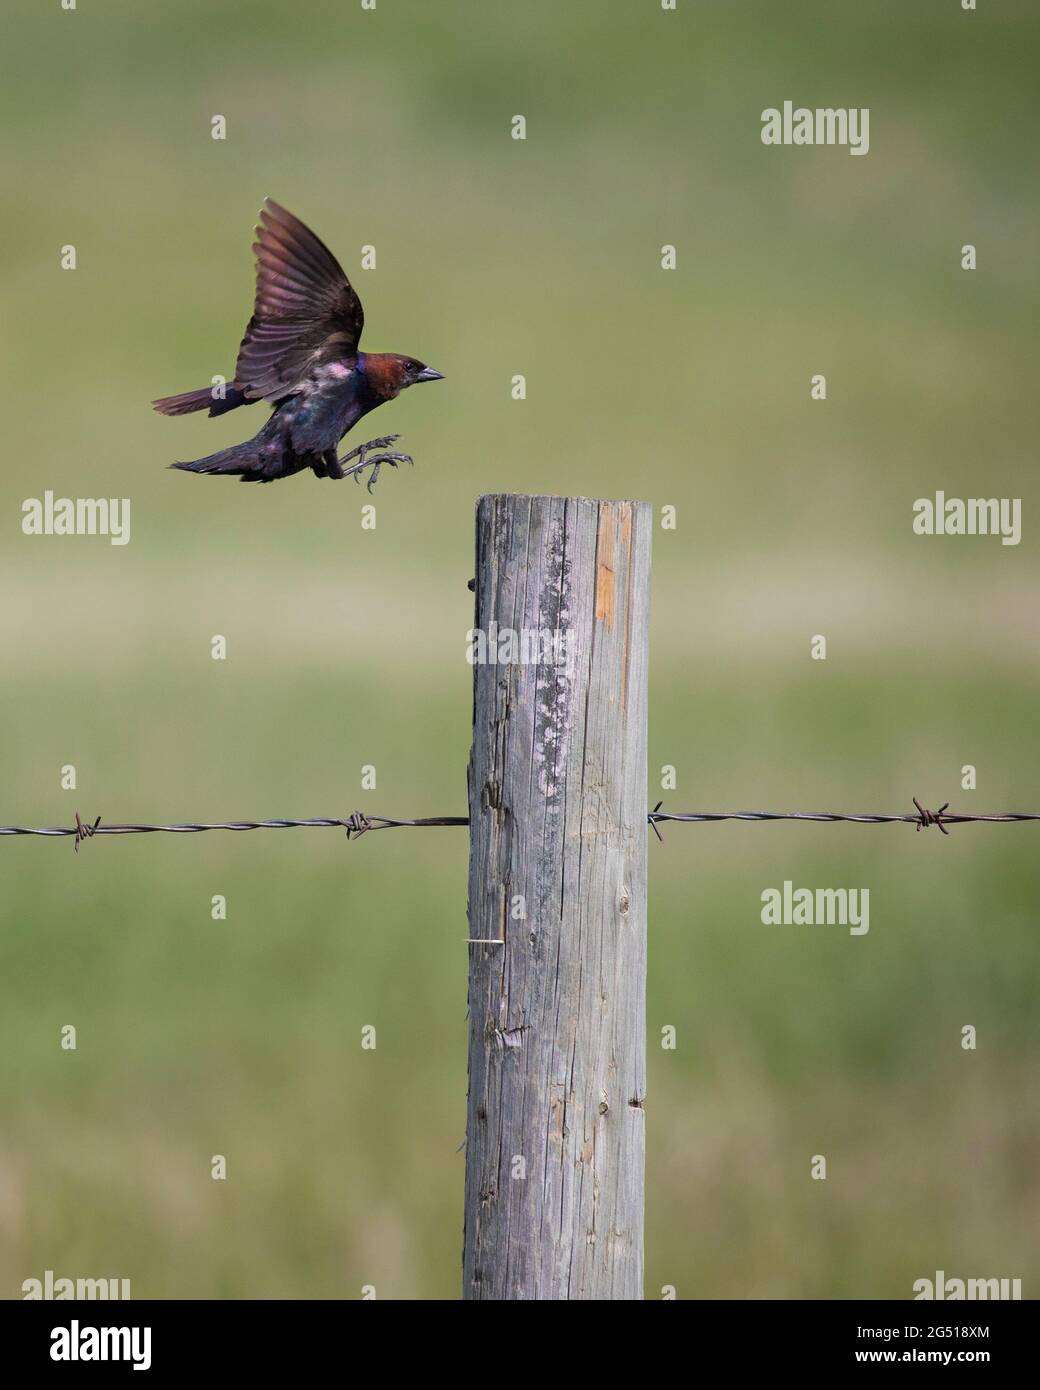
(1, 0), (1038, 1298)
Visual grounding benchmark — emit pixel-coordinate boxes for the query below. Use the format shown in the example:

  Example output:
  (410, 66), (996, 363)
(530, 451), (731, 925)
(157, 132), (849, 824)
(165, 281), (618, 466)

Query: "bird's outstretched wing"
(234, 198), (364, 402)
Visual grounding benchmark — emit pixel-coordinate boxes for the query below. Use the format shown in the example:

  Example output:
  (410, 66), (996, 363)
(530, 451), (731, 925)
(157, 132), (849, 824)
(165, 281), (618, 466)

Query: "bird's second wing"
(234, 198), (364, 401)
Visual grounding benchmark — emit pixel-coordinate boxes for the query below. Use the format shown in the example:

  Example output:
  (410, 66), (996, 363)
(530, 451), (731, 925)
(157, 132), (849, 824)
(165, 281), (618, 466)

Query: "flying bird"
(153, 199), (443, 488)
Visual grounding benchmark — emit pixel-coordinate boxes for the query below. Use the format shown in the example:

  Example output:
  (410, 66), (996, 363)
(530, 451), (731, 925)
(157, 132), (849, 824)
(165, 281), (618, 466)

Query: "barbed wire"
(1, 800), (1039, 852)
(0, 811), (467, 852)
(645, 798), (1040, 840)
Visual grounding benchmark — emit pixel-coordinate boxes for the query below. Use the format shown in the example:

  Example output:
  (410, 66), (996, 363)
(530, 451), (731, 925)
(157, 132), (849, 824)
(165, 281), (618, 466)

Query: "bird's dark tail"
(170, 440), (268, 480)
(152, 385), (250, 417)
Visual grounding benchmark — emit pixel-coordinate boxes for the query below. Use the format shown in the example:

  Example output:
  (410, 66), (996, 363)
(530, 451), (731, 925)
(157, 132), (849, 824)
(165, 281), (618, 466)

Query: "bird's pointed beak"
(415, 366), (445, 383)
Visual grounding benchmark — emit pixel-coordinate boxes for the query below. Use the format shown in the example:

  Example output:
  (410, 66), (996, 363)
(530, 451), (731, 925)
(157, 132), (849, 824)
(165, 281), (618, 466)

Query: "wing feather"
(234, 199), (364, 401)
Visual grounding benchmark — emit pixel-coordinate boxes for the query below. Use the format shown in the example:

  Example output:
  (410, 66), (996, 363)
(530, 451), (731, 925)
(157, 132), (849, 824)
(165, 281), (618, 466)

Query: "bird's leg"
(321, 449), (345, 481)
(338, 435), (414, 493)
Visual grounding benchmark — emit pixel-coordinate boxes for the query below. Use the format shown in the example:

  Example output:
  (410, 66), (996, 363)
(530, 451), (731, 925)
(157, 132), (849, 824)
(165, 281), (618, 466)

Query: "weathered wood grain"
(463, 493), (651, 1300)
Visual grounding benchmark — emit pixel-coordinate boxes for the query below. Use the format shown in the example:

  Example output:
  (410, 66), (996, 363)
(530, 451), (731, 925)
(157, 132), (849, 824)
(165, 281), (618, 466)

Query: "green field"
(1, 0), (1037, 1298)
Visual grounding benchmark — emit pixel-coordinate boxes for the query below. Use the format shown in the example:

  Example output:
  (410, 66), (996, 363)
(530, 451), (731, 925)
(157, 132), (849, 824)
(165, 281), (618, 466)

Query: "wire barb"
(344, 811), (372, 841)
(73, 811), (101, 853)
(913, 798), (950, 835)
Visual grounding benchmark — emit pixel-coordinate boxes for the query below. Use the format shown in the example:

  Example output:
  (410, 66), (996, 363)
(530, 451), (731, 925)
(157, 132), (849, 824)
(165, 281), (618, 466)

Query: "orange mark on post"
(619, 502), (632, 549)
(595, 506), (617, 628)
(620, 504), (633, 709)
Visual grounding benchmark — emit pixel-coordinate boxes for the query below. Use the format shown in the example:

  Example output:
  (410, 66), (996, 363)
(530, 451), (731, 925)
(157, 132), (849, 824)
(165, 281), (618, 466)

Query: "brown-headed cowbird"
(153, 199), (443, 488)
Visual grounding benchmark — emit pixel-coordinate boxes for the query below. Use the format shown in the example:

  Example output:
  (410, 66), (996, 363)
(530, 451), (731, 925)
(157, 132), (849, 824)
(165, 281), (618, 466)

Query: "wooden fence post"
(463, 493), (652, 1300)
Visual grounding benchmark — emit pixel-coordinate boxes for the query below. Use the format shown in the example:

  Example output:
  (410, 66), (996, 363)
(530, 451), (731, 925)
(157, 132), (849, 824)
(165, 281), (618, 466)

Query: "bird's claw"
(340, 435), (400, 461)
(340, 442), (414, 493)
(364, 454), (413, 492)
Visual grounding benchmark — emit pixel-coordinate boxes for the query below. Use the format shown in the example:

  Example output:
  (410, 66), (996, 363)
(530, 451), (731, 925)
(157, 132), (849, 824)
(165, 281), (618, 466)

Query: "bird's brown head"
(361, 352), (444, 399)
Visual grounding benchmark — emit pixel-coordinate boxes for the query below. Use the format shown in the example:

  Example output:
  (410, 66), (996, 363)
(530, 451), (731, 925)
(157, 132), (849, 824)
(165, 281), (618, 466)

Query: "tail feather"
(153, 385), (250, 417)
(170, 442), (264, 478)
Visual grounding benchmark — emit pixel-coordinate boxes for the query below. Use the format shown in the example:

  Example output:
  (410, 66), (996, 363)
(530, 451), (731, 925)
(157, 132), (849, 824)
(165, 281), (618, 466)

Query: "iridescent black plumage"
(153, 199), (442, 485)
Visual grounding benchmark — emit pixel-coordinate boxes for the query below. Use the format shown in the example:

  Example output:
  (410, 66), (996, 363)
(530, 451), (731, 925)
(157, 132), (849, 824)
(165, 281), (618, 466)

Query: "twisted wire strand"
(647, 811), (1040, 825)
(0, 814), (465, 842)
(1, 800), (1038, 850)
